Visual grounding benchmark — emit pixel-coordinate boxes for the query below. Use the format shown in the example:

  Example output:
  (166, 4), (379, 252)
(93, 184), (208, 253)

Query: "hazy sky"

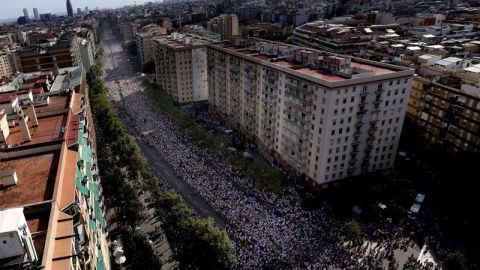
(0, 0), (149, 20)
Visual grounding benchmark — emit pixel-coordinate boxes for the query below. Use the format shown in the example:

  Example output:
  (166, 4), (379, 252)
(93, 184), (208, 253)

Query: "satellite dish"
(113, 250), (124, 257)
(115, 256), (126, 264)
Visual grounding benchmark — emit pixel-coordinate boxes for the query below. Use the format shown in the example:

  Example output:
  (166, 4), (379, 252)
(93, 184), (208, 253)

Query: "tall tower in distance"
(85, 6), (89, 13)
(33, 8), (39, 20)
(66, 0), (74, 17)
(23, 8), (29, 20)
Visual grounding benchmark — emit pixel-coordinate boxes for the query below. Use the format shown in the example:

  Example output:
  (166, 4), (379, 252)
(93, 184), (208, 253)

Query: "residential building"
(136, 25), (167, 66)
(206, 38), (414, 188)
(291, 22), (404, 54)
(19, 34), (81, 73)
(0, 49), (22, 77)
(207, 14), (239, 41)
(153, 33), (209, 104)
(0, 66), (110, 270)
(407, 74), (480, 152)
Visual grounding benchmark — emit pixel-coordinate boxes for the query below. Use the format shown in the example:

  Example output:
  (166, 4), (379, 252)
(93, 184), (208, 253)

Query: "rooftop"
(0, 151), (59, 209)
(6, 114), (65, 147)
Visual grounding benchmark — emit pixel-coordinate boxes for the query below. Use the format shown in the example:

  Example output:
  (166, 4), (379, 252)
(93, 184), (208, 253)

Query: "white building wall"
(192, 47), (208, 101)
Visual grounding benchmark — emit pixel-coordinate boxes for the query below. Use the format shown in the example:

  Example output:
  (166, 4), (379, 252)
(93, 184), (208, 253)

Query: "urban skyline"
(0, 0), (151, 20)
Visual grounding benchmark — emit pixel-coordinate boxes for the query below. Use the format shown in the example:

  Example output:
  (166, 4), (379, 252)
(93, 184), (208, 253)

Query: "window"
(351, 97), (355, 103)
(335, 99), (339, 105)
(331, 130), (335, 135)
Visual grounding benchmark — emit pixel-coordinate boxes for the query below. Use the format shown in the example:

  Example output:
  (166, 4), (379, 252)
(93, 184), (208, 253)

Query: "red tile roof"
(0, 92), (17, 104)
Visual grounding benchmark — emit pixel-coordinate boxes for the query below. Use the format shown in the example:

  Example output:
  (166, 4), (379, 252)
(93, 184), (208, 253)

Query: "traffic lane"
(135, 137), (230, 230)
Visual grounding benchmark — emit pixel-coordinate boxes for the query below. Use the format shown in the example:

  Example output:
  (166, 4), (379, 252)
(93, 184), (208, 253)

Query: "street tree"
(444, 251), (469, 270)
(342, 220), (362, 241)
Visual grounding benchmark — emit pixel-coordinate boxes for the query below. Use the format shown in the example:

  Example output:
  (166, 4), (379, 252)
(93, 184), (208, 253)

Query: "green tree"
(142, 59), (156, 74)
(177, 217), (236, 270)
(341, 220), (362, 241)
(158, 191), (184, 209)
(444, 252), (469, 270)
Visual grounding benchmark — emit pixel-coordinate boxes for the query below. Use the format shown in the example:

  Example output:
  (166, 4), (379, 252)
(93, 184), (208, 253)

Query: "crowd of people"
(101, 29), (441, 270)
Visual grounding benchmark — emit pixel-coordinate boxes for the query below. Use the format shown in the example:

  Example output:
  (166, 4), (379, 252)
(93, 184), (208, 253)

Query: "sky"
(0, 0), (149, 20)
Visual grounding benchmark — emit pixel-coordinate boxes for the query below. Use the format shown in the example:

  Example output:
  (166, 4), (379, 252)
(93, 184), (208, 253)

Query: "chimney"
(19, 115), (31, 141)
(0, 169), (18, 186)
(27, 104), (38, 126)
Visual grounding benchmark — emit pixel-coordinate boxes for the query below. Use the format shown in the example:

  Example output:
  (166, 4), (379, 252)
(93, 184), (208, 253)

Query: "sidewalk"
(138, 191), (179, 269)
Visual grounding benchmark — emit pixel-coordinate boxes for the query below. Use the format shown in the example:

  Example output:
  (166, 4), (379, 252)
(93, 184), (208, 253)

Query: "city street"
(100, 24), (438, 270)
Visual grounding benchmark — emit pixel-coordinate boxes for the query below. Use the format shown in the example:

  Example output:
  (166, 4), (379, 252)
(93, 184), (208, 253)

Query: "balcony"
(368, 126), (378, 132)
(360, 91), (369, 97)
(352, 139), (360, 145)
(357, 110), (367, 116)
(359, 100), (367, 106)
(365, 145), (373, 151)
(366, 136), (375, 142)
(375, 88), (384, 94)
(374, 98), (383, 104)
(355, 121), (363, 127)
(348, 159), (357, 166)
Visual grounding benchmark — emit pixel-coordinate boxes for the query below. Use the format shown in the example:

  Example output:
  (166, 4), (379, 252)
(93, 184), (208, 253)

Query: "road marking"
(193, 201), (199, 206)
(164, 171), (170, 176)
(176, 182), (181, 188)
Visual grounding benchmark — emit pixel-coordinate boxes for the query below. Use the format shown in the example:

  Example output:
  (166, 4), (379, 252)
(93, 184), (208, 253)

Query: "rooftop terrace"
(0, 151), (59, 209)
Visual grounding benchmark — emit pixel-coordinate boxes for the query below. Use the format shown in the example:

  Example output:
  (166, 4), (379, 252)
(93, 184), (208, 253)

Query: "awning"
(76, 178), (89, 196)
(89, 219), (96, 233)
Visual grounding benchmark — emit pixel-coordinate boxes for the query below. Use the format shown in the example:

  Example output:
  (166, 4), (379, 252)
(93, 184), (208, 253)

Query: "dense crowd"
(101, 30), (441, 270)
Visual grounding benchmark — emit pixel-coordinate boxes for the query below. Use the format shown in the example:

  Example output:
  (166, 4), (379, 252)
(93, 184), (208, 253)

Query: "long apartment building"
(206, 38), (414, 188)
(0, 66), (110, 270)
(153, 33), (209, 104)
(407, 74), (480, 152)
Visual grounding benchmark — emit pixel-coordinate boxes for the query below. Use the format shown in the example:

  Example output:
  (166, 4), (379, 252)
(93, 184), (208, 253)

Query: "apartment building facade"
(136, 25), (167, 65)
(207, 38), (414, 188)
(153, 33), (209, 104)
(19, 35), (81, 73)
(207, 14), (239, 41)
(0, 49), (22, 77)
(407, 74), (480, 152)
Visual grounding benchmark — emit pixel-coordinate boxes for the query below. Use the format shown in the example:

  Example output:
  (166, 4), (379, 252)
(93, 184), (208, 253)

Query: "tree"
(142, 59), (156, 74)
(158, 191), (184, 209)
(341, 220), (362, 241)
(444, 252), (469, 270)
(177, 217), (236, 270)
